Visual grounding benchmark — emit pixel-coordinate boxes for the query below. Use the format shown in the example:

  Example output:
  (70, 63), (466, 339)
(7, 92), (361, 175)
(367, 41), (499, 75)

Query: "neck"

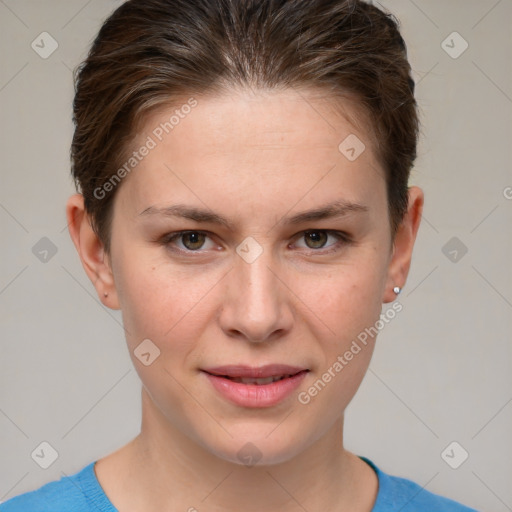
(96, 387), (377, 512)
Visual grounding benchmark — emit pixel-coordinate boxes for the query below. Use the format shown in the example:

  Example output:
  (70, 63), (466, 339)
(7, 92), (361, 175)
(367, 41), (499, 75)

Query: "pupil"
(307, 231), (326, 248)
(185, 232), (204, 249)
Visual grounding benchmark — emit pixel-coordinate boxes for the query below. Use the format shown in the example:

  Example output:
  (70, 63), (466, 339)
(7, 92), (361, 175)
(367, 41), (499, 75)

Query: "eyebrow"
(138, 200), (368, 229)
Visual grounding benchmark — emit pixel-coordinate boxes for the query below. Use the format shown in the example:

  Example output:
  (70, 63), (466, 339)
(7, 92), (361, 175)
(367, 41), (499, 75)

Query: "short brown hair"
(71, 0), (418, 256)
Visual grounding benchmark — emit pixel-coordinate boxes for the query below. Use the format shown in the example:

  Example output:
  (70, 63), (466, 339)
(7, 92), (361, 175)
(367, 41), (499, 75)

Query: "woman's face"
(100, 88), (408, 464)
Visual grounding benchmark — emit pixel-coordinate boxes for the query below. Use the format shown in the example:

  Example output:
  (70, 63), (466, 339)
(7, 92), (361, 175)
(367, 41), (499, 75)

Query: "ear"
(382, 186), (424, 303)
(65, 193), (120, 310)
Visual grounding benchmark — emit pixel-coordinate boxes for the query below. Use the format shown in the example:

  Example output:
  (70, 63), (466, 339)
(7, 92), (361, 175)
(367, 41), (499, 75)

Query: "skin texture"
(66, 87), (423, 512)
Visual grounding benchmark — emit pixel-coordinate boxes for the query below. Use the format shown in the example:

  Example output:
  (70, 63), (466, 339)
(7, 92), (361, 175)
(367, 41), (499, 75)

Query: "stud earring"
(393, 286), (401, 295)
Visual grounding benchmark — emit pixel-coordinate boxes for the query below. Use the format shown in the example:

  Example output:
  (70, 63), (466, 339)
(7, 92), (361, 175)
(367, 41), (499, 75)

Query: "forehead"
(134, 87), (374, 158)
(114, 87), (385, 219)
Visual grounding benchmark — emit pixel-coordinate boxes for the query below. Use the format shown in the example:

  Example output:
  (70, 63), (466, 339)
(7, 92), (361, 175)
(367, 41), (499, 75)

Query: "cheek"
(298, 258), (387, 340)
(114, 253), (221, 350)
(114, 259), (213, 402)
(296, 268), (383, 416)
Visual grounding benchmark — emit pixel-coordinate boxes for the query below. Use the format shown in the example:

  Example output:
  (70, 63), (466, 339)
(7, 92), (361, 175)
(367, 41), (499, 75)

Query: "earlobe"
(383, 186), (424, 303)
(65, 193), (120, 310)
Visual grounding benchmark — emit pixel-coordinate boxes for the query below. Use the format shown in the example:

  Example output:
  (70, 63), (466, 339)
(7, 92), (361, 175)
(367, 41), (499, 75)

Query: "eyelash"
(158, 229), (353, 256)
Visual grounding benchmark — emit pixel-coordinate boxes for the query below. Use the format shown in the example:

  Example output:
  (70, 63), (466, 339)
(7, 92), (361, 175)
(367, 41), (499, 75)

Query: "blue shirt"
(0, 456), (479, 511)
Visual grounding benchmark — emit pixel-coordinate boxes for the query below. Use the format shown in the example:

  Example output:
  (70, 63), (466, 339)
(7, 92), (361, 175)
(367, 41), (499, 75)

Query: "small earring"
(393, 286), (401, 295)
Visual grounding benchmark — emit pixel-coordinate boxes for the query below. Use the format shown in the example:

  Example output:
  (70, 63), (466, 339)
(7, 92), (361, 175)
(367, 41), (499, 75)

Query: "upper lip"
(202, 364), (308, 378)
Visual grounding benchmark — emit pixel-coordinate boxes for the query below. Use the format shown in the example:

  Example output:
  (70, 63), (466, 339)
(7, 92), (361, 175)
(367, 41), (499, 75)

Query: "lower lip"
(203, 371), (308, 408)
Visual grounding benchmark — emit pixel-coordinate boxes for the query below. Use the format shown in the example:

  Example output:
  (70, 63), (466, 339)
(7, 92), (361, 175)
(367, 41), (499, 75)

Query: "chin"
(203, 426), (311, 468)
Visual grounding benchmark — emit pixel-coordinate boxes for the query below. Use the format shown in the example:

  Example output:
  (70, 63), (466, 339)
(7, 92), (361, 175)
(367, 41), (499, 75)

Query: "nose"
(218, 245), (294, 343)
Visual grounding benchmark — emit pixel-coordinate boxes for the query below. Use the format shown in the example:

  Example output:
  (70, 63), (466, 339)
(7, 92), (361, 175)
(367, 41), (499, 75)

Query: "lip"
(201, 364), (309, 408)
(202, 364), (307, 378)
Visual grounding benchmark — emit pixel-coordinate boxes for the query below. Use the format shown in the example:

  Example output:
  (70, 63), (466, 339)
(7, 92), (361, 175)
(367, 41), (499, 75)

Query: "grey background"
(0, 1), (511, 510)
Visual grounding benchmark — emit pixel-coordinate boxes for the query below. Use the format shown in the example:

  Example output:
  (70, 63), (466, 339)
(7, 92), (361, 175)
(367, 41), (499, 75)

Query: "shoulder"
(360, 457), (480, 512)
(0, 461), (116, 512)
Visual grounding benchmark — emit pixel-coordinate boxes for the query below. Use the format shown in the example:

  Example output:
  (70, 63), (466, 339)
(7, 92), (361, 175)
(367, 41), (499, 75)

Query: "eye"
(293, 230), (350, 252)
(158, 229), (351, 255)
(163, 230), (216, 252)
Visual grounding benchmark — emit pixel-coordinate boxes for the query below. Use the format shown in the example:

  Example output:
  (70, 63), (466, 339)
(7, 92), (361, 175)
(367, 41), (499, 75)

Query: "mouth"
(201, 364), (309, 407)
(206, 370), (308, 386)
(202, 364), (309, 382)
(218, 374), (301, 385)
